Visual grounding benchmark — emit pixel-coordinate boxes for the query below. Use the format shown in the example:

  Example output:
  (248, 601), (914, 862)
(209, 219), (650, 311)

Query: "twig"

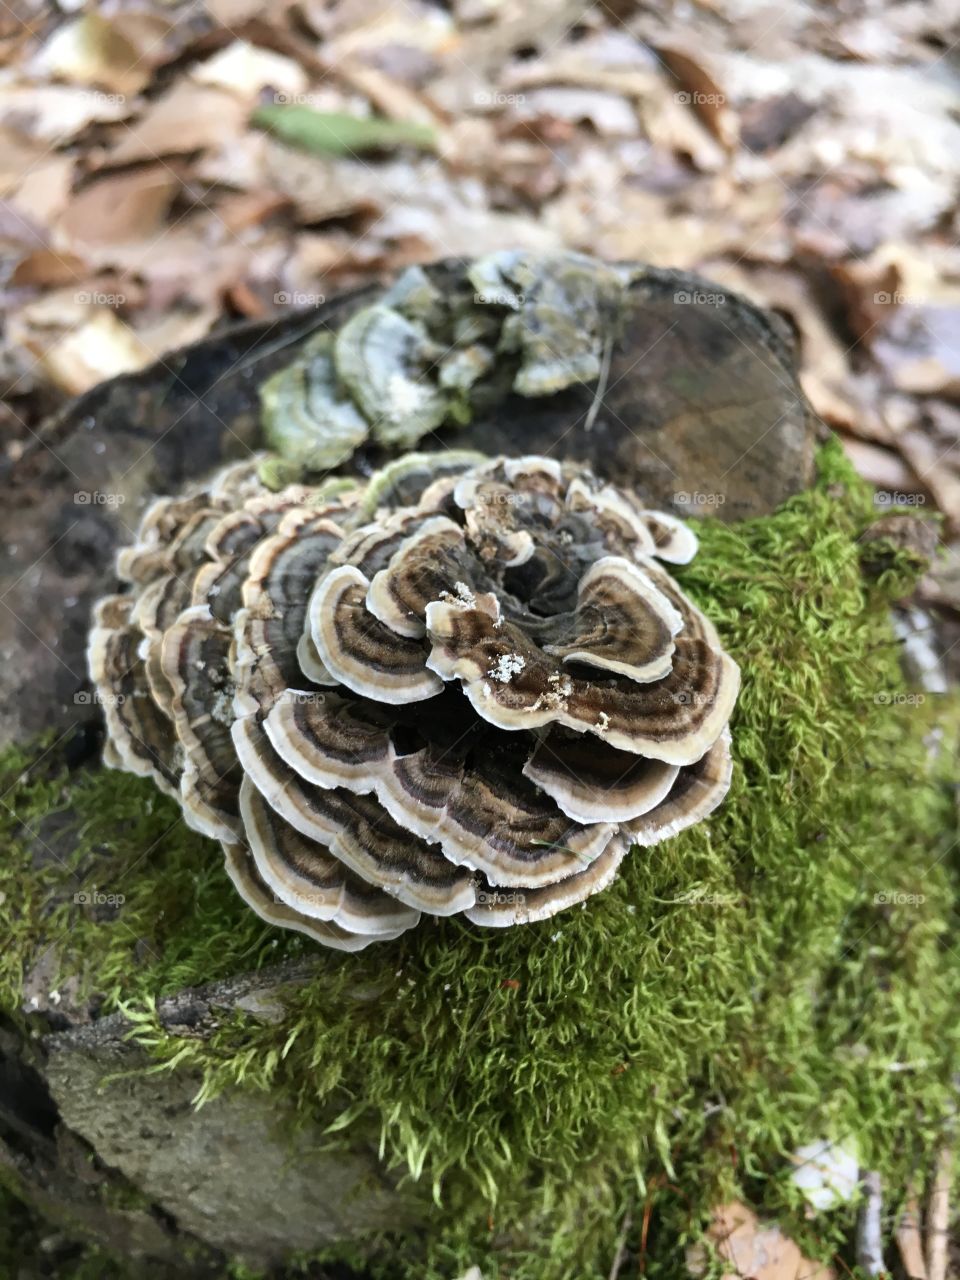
(856, 1170), (885, 1277)
(926, 1141), (953, 1280)
(895, 1186), (928, 1280)
(638, 1187), (655, 1275)
(606, 1209), (631, 1280)
(584, 332), (612, 433)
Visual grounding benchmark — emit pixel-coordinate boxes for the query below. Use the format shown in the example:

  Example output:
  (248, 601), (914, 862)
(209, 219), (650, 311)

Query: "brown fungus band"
(88, 453), (740, 950)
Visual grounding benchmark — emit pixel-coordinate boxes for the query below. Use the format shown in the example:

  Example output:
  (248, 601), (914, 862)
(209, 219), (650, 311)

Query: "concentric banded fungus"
(89, 452), (740, 948)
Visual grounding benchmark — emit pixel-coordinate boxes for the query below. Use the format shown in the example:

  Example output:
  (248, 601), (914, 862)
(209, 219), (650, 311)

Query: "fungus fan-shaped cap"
(221, 840), (407, 951)
(523, 730), (680, 824)
(309, 564), (443, 703)
(239, 778), (420, 935)
(464, 835), (629, 927)
(87, 595), (182, 797)
(232, 715), (478, 916)
(624, 728), (734, 846)
(423, 594), (738, 765)
(159, 604), (241, 842)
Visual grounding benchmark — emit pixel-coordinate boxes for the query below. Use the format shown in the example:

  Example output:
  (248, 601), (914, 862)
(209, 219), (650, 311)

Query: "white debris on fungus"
(488, 652), (526, 683)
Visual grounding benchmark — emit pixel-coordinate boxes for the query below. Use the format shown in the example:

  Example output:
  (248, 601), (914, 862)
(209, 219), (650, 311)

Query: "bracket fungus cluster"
(89, 452), (739, 950)
(258, 250), (635, 487)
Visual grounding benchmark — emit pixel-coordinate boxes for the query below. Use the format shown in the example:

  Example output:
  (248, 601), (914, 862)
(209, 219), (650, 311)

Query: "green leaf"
(251, 104), (437, 155)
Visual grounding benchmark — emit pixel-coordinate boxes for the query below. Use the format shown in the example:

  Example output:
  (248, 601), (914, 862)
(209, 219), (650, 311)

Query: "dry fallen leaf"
(513, 87), (638, 137)
(688, 1201), (836, 1280)
(55, 167), (178, 253)
(37, 307), (153, 395)
(0, 83), (130, 144)
(654, 43), (739, 150)
(331, 60), (443, 130)
(840, 437), (923, 496)
(105, 82), (248, 163)
(0, 128), (54, 195)
(31, 13), (152, 97)
(135, 305), (219, 359)
(9, 247), (86, 288)
(190, 40), (308, 103)
(9, 154), (74, 225)
(874, 306), (960, 400)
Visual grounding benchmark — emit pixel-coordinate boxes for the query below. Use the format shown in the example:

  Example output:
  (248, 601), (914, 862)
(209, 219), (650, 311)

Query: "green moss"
(1, 439), (957, 1278)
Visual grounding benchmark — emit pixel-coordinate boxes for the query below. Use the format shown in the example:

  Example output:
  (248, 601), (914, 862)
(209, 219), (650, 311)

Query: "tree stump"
(0, 263), (817, 1275)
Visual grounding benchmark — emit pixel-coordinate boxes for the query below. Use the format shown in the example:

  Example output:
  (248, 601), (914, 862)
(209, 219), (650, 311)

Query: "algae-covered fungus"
(88, 451), (739, 948)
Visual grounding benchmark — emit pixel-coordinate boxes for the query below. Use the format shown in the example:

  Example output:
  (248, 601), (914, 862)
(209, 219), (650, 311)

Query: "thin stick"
(584, 332), (613, 433)
(856, 1170), (885, 1277)
(926, 1142), (953, 1280)
(895, 1186), (928, 1280)
(607, 1210), (632, 1280)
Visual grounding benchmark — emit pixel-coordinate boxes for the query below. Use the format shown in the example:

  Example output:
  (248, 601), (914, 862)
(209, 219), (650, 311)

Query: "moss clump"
(1, 440), (957, 1278)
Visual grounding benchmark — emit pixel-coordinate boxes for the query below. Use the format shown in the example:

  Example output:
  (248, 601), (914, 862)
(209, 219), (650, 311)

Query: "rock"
(43, 1035), (417, 1270)
(0, 1026), (221, 1278)
(13, 962), (421, 1270)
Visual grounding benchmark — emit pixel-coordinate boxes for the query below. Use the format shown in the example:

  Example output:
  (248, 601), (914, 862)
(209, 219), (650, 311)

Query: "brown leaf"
(874, 306), (960, 400)
(135, 306), (219, 359)
(334, 60), (444, 129)
(0, 128), (57, 196)
(190, 40), (308, 102)
(9, 154), (74, 226)
(691, 1201), (835, 1280)
(214, 188), (290, 233)
(105, 83), (248, 164)
(9, 248), (87, 288)
(840, 438), (920, 494)
(36, 307), (153, 395)
(31, 14), (153, 97)
(0, 83), (129, 144)
(654, 44), (738, 150)
(513, 87), (638, 137)
(57, 167), (178, 252)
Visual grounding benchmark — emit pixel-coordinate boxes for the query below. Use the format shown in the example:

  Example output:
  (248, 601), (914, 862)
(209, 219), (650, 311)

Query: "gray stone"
(44, 1038), (414, 1269)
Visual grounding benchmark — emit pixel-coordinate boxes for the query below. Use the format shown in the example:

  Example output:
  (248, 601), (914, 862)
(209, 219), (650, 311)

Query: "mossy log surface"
(2, 264), (957, 1280)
